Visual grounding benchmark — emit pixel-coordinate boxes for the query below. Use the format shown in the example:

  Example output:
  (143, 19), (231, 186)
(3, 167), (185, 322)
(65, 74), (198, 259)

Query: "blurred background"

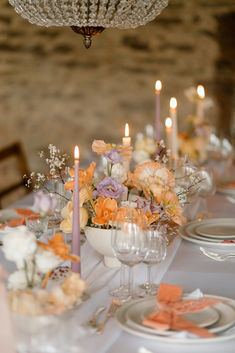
(0, 0), (234, 205)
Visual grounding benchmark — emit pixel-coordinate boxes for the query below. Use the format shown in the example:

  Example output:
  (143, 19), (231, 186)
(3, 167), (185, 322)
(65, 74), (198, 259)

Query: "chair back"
(0, 142), (31, 208)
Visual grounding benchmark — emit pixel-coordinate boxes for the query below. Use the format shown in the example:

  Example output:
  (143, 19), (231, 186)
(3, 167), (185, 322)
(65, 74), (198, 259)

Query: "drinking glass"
(196, 169), (215, 220)
(140, 228), (167, 296)
(111, 217), (146, 298)
(26, 215), (48, 239)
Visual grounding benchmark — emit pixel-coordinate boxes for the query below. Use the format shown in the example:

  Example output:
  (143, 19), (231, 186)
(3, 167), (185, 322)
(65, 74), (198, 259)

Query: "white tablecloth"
(2, 193), (235, 353)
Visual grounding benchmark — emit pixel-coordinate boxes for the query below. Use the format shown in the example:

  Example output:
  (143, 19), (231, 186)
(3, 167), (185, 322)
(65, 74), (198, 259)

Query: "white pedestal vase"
(84, 226), (121, 269)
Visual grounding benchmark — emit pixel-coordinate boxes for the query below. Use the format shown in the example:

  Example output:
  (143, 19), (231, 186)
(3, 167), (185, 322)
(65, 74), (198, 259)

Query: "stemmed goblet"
(140, 228), (167, 296)
(111, 215), (146, 299)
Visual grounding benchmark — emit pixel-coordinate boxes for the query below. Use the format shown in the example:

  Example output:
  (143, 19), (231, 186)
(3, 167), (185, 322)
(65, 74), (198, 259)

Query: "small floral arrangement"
(178, 87), (213, 163)
(2, 227), (87, 315)
(60, 139), (201, 234)
(178, 115), (210, 163)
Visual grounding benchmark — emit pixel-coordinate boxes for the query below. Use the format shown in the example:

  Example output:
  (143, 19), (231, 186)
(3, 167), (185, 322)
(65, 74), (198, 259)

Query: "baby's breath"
(24, 144), (70, 194)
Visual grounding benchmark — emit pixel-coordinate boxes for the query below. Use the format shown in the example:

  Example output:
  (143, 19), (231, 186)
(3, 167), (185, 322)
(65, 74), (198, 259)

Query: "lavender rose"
(94, 177), (127, 199)
(103, 149), (123, 164)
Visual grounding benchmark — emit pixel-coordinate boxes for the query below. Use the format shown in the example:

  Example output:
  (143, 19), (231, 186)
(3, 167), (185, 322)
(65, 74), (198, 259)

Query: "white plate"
(180, 221), (235, 249)
(184, 223), (222, 243)
(115, 295), (235, 344)
(217, 185), (235, 196)
(126, 298), (220, 337)
(196, 224), (235, 239)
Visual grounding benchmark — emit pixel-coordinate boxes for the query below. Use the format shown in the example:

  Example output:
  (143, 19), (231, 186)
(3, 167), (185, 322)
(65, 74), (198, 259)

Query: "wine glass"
(26, 215), (48, 239)
(140, 228), (167, 296)
(195, 168), (215, 220)
(111, 216), (146, 299)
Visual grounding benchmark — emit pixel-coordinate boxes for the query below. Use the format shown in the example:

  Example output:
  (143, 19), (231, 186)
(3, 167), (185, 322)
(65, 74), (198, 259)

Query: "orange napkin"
(142, 283), (220, 338)
(14, 208), (36, 217)
(0, 208), (37, 230)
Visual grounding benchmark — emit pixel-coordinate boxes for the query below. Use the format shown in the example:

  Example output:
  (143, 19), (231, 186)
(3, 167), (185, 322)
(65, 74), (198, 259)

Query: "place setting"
(115, 283), (235, 344)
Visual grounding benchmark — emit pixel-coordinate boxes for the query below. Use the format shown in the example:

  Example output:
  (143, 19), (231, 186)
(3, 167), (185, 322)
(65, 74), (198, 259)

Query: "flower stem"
(42, 271), (52, 289)
(85, 184), (96, 214)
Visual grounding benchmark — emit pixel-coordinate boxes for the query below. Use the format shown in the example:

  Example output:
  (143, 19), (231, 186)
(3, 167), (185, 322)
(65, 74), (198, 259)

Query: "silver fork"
(88, 306), (106, 328)
(200, 247), (235, 261)
(96, 301), (120, 334)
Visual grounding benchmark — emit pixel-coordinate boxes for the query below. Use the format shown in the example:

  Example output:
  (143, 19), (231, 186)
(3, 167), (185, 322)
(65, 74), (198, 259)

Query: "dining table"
(1, 191), (235, 353)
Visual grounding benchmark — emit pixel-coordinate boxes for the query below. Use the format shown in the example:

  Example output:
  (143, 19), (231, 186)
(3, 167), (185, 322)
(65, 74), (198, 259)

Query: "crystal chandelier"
(9, 0), (168, 48)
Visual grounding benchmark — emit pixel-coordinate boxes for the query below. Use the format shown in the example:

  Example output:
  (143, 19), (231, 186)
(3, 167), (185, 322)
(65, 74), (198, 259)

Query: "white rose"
(133, 150), (151, 165)
(3, 226), (37, 269)
(111, 163), (127, 183)
(35, 248), (61, 274)
(8, 270), (41, 290)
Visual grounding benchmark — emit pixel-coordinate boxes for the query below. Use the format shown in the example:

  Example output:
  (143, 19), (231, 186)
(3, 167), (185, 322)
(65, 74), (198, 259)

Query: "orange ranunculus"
(161, 191), (185, 226)
(145, 210), (160, 225)
(132, 162), (175, 199)
(65, 162), (96, 190)
(113, 206), (138, 222)
(92, 140), (112, 155)
(113, 207), (154, 228)
(124, 171), (136, 188)
(37, 232), (79, 262)
(92, 197), (117, 225)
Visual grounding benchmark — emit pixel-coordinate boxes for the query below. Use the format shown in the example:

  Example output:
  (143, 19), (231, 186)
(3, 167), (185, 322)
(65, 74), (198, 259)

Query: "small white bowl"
(84, 226), (121, 268)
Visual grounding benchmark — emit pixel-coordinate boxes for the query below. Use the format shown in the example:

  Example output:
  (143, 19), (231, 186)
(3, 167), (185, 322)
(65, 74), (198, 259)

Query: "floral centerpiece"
(60, 139), (201, 267)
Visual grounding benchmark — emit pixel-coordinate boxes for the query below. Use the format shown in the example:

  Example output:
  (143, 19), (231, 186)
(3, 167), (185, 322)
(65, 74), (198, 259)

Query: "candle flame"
(74, 145), (79, 160)
(165, 117), (172, 128)
(155, 80), (162, 92)
(197, 85), (205, 99)
(170, 97), (177, 109)
(125, 123), (129, 137)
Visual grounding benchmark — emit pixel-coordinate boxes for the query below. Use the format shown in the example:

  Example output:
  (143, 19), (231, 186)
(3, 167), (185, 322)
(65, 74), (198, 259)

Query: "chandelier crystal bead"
(9, 0), (168, 48)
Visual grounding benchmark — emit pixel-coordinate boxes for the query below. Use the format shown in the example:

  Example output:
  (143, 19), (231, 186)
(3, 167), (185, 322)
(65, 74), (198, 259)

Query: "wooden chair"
(0, 142), (31, 208)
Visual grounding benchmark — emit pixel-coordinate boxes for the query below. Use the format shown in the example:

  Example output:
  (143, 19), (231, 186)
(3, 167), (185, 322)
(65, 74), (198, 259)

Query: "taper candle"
(122, 123), (131, 171)
(155, 80), (162, 141)
(196, 85), (205, 119)
(72, 145), (81, 274)
(170, 97), (178, 158)
(165, 117), (173, 153)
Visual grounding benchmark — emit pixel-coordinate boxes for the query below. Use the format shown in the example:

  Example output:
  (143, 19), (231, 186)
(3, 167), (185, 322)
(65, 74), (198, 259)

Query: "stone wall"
(0, 0), (235, 177)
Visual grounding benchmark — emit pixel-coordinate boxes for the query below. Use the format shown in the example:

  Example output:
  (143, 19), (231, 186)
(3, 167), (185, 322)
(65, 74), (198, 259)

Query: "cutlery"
(200, 247), (235, 261)
(226, 196), (235, 204)
(97, 301), (120, 334)
(88, 306), (106, 328)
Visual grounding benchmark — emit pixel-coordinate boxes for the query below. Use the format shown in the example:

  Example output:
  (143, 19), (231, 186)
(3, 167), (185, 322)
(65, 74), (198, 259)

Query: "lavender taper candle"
(155, 80), (162, 142)
(72, 146), (81, 274)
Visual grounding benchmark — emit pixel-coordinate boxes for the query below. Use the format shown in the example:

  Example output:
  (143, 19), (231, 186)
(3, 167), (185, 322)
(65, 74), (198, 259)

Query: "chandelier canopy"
(9, 0), (168, 48)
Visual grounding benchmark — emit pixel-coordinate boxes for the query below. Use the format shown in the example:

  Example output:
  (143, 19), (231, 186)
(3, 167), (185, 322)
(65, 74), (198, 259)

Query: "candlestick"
(155, 80), (162, 141)
(196, 85), (205, 119)
(122, 123), (131, 171)
(72, 145), (81, 274)
(165, 117), (173, 153)
(169, 97), (178, 158)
